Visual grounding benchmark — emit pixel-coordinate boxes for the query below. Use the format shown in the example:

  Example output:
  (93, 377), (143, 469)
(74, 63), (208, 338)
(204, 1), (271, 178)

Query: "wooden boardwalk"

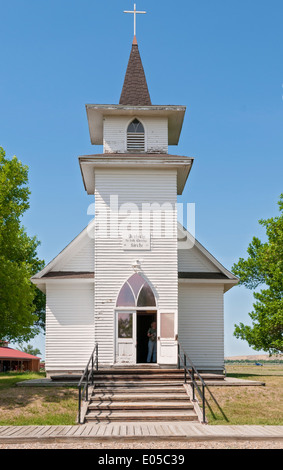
(0, 423), (283, 443)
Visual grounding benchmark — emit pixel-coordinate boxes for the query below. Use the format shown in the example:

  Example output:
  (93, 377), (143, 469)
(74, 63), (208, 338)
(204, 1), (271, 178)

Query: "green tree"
(232, 194), (283, 354)
(18, 343), (41, 357)
(0, 147), (45, 342)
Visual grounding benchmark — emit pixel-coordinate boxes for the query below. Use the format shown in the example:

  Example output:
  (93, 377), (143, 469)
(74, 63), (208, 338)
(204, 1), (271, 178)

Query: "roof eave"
(85, 104), (186, 145)
(78, 153), (194, 195)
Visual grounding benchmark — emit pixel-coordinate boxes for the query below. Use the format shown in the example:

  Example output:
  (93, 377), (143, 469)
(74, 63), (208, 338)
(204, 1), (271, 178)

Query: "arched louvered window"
(116, 273), (156, 308)
(127, 119), (145, 152)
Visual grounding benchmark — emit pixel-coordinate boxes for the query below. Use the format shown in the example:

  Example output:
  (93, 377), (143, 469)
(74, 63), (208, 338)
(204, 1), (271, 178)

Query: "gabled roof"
(177, 223), (239, 292)
(31, 219), (238, 294)
(119, 36), (152, 106)
(31, 219), (95, 282)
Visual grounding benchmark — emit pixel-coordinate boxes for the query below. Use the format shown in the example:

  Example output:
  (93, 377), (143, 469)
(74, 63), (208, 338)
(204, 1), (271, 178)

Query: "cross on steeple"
(124, 3), (146, 37)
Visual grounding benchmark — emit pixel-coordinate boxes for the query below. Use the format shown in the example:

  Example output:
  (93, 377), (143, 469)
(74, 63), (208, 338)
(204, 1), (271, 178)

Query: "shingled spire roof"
(119, 36), (152, 106)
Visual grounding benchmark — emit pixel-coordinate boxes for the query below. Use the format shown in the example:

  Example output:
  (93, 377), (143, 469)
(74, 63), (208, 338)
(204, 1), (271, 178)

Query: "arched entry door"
(115, 273), (157, 364)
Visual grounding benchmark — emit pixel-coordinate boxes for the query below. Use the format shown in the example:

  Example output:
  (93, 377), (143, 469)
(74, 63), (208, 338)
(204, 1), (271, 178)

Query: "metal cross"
(124, 3), (146, 37)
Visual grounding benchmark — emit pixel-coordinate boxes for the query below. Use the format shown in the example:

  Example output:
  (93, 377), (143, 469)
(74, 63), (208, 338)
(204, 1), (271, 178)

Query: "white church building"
(32, 32), (238, 378)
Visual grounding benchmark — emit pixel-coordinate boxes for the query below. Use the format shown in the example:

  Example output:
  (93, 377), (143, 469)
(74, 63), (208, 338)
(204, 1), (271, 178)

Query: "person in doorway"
(147, 321), (157, 363)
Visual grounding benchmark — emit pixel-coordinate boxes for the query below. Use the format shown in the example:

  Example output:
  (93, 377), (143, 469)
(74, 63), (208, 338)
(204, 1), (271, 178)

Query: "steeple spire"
(119, 37), (152, 106)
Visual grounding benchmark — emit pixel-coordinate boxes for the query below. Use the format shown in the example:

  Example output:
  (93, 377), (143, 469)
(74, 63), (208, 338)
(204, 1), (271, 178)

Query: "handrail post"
(78, 344), (99, 425)
(78, 387), (81, 424)
(178, 341), (207, 424)
(91, 355), (94, 385)
(202, 384), (205, 423)
(86, 365), (89, 402)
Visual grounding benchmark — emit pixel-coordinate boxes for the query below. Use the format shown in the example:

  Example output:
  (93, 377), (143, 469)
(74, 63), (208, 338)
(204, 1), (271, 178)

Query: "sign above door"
(122, 232), (151, 251)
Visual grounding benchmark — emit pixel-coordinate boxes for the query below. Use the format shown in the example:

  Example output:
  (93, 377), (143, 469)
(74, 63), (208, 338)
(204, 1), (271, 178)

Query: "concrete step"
(52, 371), (224, 382)
(97, 370), (223, 377)
(88, 401), (194, 410)
(92, 378), (223, 387)
(90, 393), (189, 401)
(92, 381), (185, 387)
(92, 373), (224, 380)
(95, 369), (224, 380)
(85, 410), (198, 422)
(92, 374), (186, 380)
(94, 369), (184, 375)
(92, 386), (186, 394)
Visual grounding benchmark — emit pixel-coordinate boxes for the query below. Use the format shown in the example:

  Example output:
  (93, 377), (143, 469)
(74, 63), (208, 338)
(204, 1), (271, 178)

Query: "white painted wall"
(178, 246), (220, 273)
(103, 116), (168, 154)
(94, 168), (178, 364)
(178, 283), (224, 371)
(45, 283), (94, 374)
(51, 236), (94, 272)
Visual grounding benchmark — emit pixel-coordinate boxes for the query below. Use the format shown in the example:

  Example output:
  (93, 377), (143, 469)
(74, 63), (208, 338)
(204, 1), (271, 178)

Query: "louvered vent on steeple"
(127, 119), (145, 151)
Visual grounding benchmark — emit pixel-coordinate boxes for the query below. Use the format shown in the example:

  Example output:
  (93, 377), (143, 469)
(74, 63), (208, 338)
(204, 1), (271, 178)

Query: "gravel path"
(0, 439), (282, 449)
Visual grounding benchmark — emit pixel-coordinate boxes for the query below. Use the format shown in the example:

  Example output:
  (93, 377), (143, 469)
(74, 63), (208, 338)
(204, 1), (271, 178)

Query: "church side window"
(127, 119), (145, 152)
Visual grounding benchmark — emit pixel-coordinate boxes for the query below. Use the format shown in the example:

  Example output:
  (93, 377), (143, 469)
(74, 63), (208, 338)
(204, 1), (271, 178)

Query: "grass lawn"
(205, 364), (283, 425)
(0, 372), (78, 426)
(0, 365), (282, 426)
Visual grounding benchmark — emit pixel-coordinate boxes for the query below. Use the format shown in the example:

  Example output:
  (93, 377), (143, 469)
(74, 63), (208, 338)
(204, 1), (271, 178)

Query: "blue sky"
(1, 0), (282, 359)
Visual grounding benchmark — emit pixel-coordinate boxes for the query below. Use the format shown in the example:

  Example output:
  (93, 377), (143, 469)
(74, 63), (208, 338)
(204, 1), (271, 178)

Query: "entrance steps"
(85, 410), (197, 422)
(52, 368), (224, 384)
(87, 369), (224, 388)
(82, 368), (216, 424)
(85, 386), (198, 422)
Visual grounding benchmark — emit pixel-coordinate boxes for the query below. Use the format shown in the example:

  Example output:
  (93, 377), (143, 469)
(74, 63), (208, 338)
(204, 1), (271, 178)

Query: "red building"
(0, 343), (41, 372)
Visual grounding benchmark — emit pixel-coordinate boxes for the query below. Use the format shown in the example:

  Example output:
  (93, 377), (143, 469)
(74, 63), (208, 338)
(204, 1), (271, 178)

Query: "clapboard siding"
(178, 246), (220, 272)
(178, 283), (224, 370)
(45, 284), (94, 372)
(146, 117), (168, 153)
(103, 116), (168, 154)
(52, 236), (94, 272)
(95, 168), (178, 364)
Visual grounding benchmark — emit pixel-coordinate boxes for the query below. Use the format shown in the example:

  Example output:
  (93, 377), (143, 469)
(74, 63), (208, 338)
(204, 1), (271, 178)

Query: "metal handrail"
(177, 342), (207, 423)
(78, 343), (98, 424)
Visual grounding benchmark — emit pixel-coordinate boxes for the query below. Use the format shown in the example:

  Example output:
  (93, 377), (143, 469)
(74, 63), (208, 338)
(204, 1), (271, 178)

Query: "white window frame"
(125, 117), (147, 153)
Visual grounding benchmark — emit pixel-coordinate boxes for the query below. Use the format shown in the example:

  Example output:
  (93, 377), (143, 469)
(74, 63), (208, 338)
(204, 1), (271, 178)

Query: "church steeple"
(119, 37), (152, 106)
(84, 5), (187, 151)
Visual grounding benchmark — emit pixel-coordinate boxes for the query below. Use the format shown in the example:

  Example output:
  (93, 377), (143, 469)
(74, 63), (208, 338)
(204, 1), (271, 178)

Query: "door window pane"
(160, 313), (175, 338)
(118, 313), (133, 338)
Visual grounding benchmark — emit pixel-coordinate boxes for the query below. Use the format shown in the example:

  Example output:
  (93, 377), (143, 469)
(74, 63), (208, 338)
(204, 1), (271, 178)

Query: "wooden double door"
(115, 310), (178, 365)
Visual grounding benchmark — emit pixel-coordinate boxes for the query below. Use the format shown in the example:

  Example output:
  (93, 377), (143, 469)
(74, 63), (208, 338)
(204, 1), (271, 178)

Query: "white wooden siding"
(146, 118), (168, 154)
(45, 284), (94, 372)
(52, 236), (94, 272)
(103, 116), (168, 154)
(94, 168), (178, 364)
(178, 283), (224, 370)
(178, 246), (220, 272)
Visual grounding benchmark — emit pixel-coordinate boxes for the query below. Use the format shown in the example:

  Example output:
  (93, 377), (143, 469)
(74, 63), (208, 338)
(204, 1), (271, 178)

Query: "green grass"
(0, 372), (78, 426)
(0, 371), (46, 389)
(0, 365), (283, 426)
(205, 364), (283, 425)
